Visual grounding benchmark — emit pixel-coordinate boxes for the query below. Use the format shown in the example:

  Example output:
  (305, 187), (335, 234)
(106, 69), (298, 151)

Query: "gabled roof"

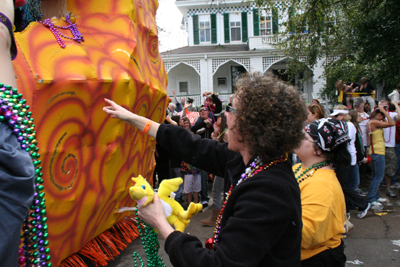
(161, 44), (249, 56)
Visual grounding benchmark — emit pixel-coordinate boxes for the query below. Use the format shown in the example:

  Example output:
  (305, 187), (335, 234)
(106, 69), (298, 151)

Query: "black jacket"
(156, 124), (302, 267)
(191, 117), (214, 139)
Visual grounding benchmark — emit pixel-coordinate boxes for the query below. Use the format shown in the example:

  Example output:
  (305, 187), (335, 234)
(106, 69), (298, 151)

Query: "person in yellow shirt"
(294, 118), (350, 266)
(366, 107), (395, 210)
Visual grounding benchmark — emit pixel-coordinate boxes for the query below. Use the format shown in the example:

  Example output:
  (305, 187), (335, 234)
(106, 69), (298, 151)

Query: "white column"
(200, 57), (208, 96)
(208, 58), (213, 93)
(312, 59), (326, 101)
(250, 56), (263, 72)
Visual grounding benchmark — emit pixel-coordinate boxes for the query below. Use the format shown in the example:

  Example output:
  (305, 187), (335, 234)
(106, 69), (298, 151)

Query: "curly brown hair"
(234, 72), (307, 162)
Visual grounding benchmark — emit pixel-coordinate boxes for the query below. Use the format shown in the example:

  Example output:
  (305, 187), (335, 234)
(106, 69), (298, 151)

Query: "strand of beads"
(0, 84), (51, 267)
(206, 156), (287, 249)
(39, 14), (84, 49)
(65, 15), (84, 43)
(134, 206), (166, 267)
(40, 18), (66, 48)
(133, 252), (144, 267)
(294, 161), (330, 183)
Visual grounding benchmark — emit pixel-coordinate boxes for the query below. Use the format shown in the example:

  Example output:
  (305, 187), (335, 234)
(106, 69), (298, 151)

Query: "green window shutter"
(193, 15), (199, 44)
(253, 8), (259, 36)
(241, 12), (248, 42)
(272, 7), (279, 34)
(211, 14), (217, 44)
(224, 13), (230, 43)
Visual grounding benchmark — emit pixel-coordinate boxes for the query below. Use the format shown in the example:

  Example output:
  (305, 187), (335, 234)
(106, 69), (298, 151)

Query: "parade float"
(13, 0), (168, 265)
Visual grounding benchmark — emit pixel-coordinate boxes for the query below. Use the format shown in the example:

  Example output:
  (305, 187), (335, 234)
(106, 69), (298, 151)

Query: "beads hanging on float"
(39, 14), (84, 49)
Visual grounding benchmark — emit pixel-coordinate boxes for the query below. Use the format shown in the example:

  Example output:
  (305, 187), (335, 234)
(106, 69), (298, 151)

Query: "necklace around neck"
(294, 161), (330, 183)
(205, 155), (288, 250)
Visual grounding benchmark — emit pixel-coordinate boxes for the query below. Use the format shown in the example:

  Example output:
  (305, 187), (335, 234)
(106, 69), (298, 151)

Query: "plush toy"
(130, 175), (203, 232)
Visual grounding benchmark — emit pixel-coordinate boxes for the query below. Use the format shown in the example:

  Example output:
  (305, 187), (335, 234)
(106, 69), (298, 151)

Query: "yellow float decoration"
(13, 0), (167, 265)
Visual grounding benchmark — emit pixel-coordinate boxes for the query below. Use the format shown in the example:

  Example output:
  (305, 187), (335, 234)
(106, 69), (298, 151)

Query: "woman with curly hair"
(103, 72), (306, 266)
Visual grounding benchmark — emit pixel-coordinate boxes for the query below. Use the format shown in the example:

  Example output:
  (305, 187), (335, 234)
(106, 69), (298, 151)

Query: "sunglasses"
(200, 108), (207, 112)
(225, 103), (236, 114)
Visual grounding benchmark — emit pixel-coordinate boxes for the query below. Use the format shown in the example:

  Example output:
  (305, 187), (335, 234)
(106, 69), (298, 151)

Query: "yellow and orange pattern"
(13, 0), (167, 264)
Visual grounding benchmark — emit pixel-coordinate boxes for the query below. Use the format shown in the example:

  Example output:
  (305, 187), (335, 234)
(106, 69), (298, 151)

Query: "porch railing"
(261, 34), (289, 45)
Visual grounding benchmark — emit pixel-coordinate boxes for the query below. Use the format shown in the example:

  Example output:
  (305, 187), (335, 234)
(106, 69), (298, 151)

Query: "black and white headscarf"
(304, 118), (350, 151)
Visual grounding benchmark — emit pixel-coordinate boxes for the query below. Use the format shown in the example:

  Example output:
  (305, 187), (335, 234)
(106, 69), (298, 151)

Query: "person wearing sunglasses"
(103, 72), (306, 266)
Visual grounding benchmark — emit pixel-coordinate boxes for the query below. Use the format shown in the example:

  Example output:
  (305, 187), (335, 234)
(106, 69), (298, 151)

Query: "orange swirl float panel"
(13, 0), (167, 264)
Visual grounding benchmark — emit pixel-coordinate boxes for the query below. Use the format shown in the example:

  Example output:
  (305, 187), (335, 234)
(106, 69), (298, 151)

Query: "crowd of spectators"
(153, 90), (227, 211)
(4, 0), (400, 265)
(307, 80), (400, 230)
(114, 75), (400, 266)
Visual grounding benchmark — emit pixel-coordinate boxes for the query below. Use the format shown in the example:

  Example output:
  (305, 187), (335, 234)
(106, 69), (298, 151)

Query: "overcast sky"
(156, 0), (188, 52)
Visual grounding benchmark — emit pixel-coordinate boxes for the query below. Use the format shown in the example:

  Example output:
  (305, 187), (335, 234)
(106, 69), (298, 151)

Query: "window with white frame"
(230, 14), (241, 41)
(199, 16), (211, 43)
(260, 10), (272, 36)
(179, 81), (188, 94)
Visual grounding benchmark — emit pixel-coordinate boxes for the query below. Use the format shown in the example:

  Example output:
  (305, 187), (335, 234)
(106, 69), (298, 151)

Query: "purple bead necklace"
(40, 15), (84, 48)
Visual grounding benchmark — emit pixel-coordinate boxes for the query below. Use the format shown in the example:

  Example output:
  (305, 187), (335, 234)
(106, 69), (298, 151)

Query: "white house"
(161, 0), (330, 105)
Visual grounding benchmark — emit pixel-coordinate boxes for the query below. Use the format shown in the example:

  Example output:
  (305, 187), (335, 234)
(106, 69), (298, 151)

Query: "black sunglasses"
(200, 108), (207, 112)
(225, 103), (236, 114)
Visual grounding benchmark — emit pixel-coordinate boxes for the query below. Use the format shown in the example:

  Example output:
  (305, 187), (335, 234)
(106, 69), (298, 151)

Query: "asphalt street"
(106, 191), (400, 267)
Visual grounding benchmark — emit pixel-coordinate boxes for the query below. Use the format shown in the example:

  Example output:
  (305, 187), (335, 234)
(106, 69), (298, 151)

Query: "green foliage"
(251, 0), (400, 98)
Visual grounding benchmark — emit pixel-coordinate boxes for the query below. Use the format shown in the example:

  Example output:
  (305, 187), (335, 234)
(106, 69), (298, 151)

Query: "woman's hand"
(211, 132), (218, 140)
(103, 99), (160, 138)
(103, 98), (135, 124)
(376, 106), (387, 114)
(183, 103), (192, 109)
(138, 194), (174, 240)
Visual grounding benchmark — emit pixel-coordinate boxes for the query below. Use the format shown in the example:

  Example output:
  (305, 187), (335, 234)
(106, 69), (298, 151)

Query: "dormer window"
(193, 14), (217, 45)
(253, 8), (278, 36)
(230, 14), (241, 41)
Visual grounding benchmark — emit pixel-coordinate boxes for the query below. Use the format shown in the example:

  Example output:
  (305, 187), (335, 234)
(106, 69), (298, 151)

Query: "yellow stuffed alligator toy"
(129, 175), (203, 232)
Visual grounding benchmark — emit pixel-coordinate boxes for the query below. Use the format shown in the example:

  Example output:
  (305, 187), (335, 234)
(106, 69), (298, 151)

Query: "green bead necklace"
(0, 83), (52, 266)
(133, 205), (166, 267)
(294, 161), (330, 183)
